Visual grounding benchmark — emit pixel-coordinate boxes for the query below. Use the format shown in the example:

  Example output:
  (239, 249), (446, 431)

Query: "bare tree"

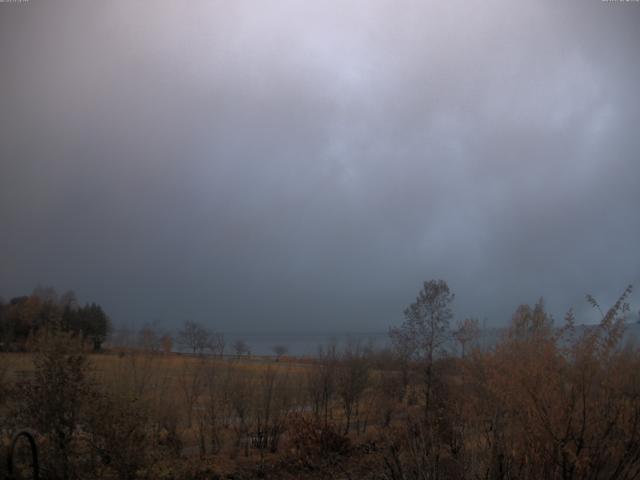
(336, 342), (370, 434)
(252, 366), (292, 454)
(178, 320), (211, 355)
(198, 357), (228, 455)
(453, 317), (480, 358)
(208, 331), (225, 357)
(233, 339), (250, 358)
(177, 358), (205, 428)
(390, 279), (454, 414)
(388, 328), (413, 402)
(272, 344), (288, 360)
(228, 371), (251, 457)
(306, 342), (337, 427)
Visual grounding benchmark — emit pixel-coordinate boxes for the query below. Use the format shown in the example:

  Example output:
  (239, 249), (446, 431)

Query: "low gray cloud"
(1, 0), (639, 332)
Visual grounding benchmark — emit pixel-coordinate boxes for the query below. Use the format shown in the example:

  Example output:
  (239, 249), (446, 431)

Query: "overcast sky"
(1, 0), (639, 333)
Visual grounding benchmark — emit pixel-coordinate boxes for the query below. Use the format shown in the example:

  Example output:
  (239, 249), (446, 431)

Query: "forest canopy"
(0, 287), (111, 351)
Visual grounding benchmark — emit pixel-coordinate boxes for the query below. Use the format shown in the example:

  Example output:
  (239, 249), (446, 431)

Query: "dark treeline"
(0, 287), (111, 351)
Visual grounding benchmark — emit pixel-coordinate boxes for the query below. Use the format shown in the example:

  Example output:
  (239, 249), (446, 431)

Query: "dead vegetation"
(1, 283), (640, 479)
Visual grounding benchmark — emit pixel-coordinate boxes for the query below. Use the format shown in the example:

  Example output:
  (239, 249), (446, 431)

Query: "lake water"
(222, 331), (391, 356)
(112, 322), (640, 357)
(225, 323), (640, 357)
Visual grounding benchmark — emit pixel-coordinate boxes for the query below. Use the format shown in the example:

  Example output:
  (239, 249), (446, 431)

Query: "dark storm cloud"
(1, 0), (639, 332)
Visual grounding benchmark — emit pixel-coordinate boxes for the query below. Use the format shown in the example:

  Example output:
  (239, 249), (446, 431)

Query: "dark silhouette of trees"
(307, 342), (338, 427)
(78, 303), (110, 351)
(208, 331), (226, 357)
(336, 342), (370, 434)
(272, 344), (288, 360)
(453, 317), (480, 358)
(178, 320), (212, 355)
(233, 339), (250, 358)
(0, 288), (111, 351)
(390, 279), (454, 413)
(16, 329), (92, 478)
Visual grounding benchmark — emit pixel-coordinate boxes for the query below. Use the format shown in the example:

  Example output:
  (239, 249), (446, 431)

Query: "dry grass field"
(3, 291), (640, 480)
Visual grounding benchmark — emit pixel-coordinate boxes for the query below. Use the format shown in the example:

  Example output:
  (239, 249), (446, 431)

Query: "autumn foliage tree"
(390, 279), (454, 413)
(0, 288), (111, 351)
(465, 287), (640, 479)
(383, 284), (640, 480)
